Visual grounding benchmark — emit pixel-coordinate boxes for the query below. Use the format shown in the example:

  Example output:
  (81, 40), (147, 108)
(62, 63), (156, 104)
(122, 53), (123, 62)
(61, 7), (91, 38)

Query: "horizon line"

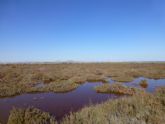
(0, 60), (165, 64)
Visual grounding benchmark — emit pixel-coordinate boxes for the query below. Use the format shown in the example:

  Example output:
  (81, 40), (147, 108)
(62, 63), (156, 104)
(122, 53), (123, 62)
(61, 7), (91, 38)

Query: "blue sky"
(0, 0), (165, 62)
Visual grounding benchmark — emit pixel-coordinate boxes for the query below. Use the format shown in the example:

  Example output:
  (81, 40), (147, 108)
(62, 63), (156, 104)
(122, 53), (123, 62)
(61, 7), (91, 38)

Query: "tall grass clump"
(7, 107), (57, 124)
(139, 80), (148, 88)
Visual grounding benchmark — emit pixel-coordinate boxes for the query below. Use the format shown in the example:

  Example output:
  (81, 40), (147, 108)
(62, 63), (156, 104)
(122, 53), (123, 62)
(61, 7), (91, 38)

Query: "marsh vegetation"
(61, 87), (165, 124)
(0, 63), (165, 97)
(7, 107), (57, 124)
(0, 63), (165, 124)
(94, 83), (144, 95)
(6, 86), (165, 124)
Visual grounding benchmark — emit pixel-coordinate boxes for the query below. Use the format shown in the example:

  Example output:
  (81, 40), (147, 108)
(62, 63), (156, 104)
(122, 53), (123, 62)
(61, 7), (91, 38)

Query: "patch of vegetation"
(26, 80), (80, 93)
(0, 83), (27, 97)
(155, 87), (165, 105)
(139, 80), (148, 88)
(45, 80), (79, 93)
(94, 83), (143, 95)
(7, 107), (57, 124)
(156, 86), (165, 96)
(111, 76), (134, 82)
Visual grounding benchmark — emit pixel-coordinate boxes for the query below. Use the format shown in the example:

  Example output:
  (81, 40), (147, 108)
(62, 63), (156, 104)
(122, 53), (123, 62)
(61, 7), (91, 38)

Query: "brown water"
(0, 77), (165, 124)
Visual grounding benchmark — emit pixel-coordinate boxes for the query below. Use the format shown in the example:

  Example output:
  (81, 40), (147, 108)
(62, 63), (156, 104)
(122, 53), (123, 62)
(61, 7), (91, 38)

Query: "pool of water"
(0, 77), (165, 124)
(0, 82), (119, 124)
(123, 77), (165, 92)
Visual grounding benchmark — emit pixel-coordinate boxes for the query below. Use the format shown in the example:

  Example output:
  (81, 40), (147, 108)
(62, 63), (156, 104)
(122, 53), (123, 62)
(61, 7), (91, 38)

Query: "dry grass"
(111, 76), (134, 82)
(95, 83), (143, 95)
(155, 87), (165, 104)
(7, 107), (57, 124)
(25, 79), (79, 93)
(0, 63), (165, 97)
(139, 80), (148, 88)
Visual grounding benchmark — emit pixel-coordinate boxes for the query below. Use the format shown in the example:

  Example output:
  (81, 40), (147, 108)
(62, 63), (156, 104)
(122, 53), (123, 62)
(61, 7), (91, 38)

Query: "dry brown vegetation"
(7, 87), (165, 124)
(139, 80), (148, 88)
(111, 76), (134, 82)
(94, 83), (144, 95)
(7, 107), (57, 124)
(0, 63), (165, 97)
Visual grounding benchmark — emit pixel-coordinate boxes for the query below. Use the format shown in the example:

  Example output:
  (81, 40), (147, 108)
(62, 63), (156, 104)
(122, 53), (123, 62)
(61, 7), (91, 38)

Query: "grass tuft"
(139, 80), (148, 88)
(7, 107), (57, 124)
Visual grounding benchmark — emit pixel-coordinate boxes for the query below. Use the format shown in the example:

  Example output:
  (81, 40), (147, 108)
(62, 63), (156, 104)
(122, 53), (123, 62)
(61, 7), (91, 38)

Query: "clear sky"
(0, 0), (165, 62)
